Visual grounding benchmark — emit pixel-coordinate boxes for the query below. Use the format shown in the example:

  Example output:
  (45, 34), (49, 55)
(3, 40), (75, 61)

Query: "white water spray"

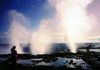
(8, 10), (29, 53)
(30, 19), (54, 55)
(49, 0), (94, 53)
(7, 0), (96, 54)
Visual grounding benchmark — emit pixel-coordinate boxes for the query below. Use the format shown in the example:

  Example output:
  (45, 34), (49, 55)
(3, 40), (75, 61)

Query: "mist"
(48, 0), (95, 53)
(7, 0), (98, 54)
(8, 10), (29, 53)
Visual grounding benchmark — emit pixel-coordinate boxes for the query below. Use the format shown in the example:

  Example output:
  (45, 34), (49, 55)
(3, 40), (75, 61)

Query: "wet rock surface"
(0, 51), (100, 70)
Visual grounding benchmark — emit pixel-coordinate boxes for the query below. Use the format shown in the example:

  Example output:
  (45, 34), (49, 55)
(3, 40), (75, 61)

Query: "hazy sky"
(0, 0), (100, 43)
(0, 0), (54, 43)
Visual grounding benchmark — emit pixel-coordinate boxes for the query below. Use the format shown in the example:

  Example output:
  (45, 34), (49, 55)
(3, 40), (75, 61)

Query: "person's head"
(12, 46), (16, 49)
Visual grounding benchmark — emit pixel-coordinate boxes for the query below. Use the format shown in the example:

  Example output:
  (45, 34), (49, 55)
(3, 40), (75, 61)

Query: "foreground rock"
(0, 51), (100, 70)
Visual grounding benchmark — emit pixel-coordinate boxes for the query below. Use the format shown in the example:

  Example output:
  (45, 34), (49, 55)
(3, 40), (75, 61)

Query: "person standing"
(11, 46), (18, 70)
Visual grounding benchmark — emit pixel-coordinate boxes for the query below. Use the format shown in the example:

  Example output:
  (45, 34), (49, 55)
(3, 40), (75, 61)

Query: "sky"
(0, 0), (55, 43)
(0, 0), (100, 44)
(0, 0), (53, 32)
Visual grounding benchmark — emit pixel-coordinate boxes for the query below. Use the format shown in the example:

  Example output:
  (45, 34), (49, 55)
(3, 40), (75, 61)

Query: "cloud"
(0, 32), (9, 44)
(0, 32), (8, 39)
(0, 35), (5, 39)
(3, 32), (8, 35)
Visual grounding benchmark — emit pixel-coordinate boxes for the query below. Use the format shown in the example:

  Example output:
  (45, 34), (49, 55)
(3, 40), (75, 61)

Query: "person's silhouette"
(11, 46), (17, 69)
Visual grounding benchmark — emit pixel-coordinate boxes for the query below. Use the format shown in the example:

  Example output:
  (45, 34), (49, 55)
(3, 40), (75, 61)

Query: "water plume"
(30, 19), (54, 55)
(8, 10), (29, 53)
(7, 0), (96, 54)
(48, 0), (94, 53)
